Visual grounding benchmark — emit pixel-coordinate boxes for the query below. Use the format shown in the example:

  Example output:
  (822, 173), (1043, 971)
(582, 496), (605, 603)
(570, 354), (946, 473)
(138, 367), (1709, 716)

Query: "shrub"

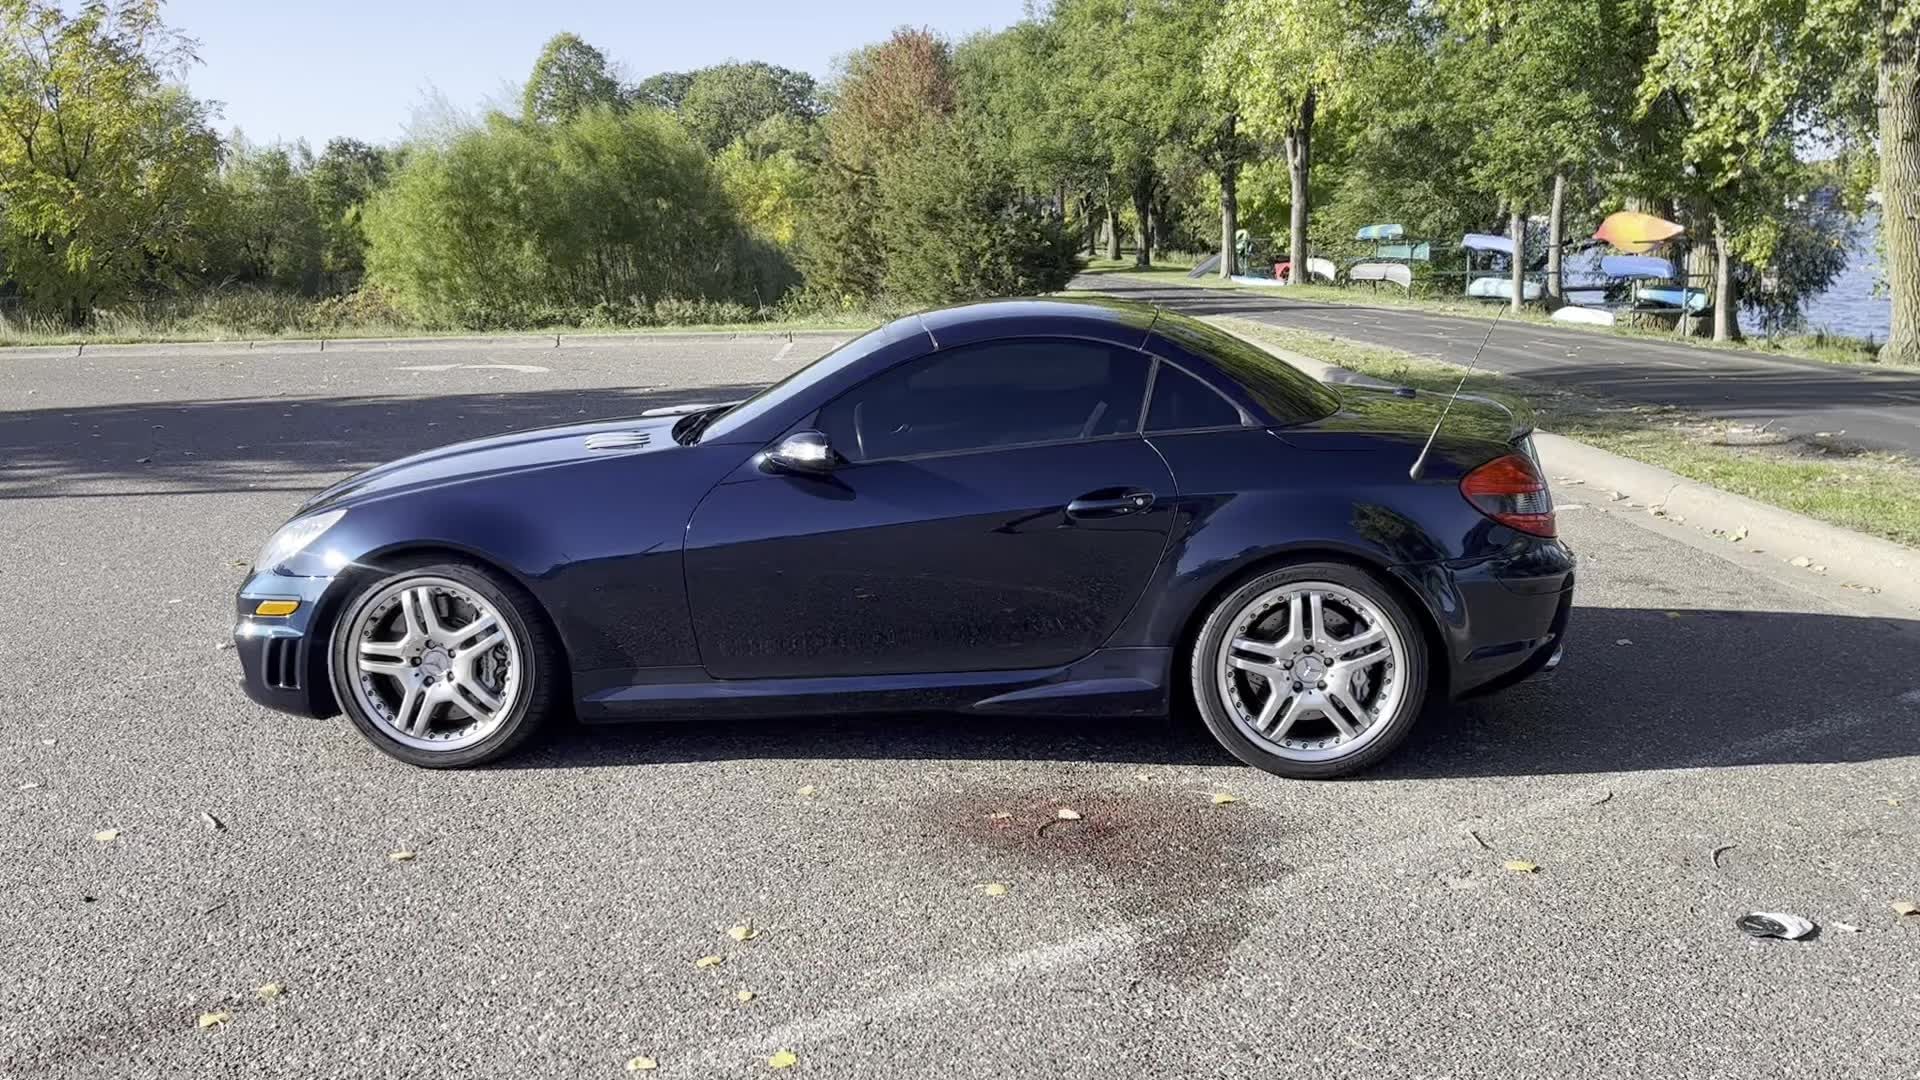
(363, 108), (783, 329)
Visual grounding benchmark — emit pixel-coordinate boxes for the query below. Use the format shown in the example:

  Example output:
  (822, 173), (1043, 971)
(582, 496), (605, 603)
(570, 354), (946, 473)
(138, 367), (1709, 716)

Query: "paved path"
(1079, 275), (1920, 457)
(4, 336), (1918, 1078)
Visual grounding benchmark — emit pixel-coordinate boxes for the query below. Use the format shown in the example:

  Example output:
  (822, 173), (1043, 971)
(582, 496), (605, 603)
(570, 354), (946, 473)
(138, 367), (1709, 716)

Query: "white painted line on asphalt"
(687, 685), (1920, 1070)
(395, 362), (551, 374)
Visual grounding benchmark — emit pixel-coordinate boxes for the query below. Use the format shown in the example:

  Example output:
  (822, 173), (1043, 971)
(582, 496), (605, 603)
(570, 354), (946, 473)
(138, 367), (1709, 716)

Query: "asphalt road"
(4, 334), (1918, 1079)
(1080, 275), (1920, 459)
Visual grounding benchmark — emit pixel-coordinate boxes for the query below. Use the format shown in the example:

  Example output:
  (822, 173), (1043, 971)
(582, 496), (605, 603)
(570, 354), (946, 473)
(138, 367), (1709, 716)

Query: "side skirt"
(573, 648), (1172, 724)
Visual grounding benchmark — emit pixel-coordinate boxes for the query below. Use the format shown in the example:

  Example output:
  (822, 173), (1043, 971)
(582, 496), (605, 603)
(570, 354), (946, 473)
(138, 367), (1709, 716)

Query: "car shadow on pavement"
(0, 383), (766, 500)
(506, 605), (1920, 778)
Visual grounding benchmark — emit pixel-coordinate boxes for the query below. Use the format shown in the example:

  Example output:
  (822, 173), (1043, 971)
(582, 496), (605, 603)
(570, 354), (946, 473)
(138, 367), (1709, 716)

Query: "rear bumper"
(232, 572), (341, 718)
(1395, 538), (1575, 699)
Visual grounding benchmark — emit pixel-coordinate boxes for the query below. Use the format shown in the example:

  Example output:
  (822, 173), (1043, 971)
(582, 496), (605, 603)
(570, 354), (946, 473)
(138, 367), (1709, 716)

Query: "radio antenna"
(1408, 303), (1508, 481)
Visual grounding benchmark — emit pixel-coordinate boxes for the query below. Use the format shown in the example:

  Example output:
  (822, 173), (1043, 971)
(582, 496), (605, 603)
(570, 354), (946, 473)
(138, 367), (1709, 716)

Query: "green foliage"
(308, 138), (392, 290)
(363, 108), (774, 328)
(522, 32), (622, 124)
(213, 139), (322, 291)
(796, 28), (954, 304)
(0, 0), (221, 322)
(676, 61), (819, 152)
(713, 139), (811, 245)
(872, 123), (1080, 305)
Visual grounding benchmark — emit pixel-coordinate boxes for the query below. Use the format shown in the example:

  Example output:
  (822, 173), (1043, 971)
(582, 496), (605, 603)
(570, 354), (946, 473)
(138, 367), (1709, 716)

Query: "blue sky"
(165, 0), (1030, 148)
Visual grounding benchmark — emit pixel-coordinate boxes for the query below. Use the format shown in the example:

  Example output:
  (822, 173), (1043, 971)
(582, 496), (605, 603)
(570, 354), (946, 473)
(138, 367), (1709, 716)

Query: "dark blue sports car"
(235, 298), (1573, 777)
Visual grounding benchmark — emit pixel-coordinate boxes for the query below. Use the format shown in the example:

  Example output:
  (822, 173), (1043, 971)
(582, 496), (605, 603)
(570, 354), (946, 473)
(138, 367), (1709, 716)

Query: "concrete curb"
(0, 328), (862, 362)
(1215, 319), (1920, 611)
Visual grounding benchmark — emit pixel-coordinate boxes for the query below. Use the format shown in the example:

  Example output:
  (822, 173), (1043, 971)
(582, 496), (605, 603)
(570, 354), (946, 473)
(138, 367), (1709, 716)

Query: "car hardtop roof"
(900, 296), (1162, 351)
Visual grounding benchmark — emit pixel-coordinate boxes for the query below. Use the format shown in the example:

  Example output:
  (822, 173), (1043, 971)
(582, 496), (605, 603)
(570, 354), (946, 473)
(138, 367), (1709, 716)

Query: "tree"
(873, 122), (1079, 304)
(1208, 0), (1401, 284)
(1869, 0), (1917, 363)
(0, 0), (220, 322)
(677, 61), (819, 152)
(796, 28), (955, 303)
(522, 32), (622, 124)
(630, 70), (693, 110)
(1438, 0), (1625, 311)
(364, 107), (761, 326)
(1055, 0), (1221, 269)
(308, 137), (392, 291)
(216, 138), (322, 290)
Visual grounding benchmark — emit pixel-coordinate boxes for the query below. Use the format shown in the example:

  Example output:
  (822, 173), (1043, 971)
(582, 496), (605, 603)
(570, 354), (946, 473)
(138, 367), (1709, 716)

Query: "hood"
(301, 413), (690, 513)
(1280, 384), (1532, 453)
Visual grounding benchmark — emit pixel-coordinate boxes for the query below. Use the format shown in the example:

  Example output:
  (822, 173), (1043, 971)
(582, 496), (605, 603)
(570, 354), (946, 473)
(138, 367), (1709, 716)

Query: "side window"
(817, 339), (1151, 462)
(1145, 362), (1244, 432)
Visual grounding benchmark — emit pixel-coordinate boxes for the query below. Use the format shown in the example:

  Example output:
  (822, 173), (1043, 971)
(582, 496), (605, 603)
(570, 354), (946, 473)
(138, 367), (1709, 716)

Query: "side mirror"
(762, 430), (839, 475)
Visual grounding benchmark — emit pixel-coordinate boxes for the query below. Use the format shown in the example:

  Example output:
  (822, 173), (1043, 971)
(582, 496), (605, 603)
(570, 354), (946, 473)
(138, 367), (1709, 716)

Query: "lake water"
(1801, 209), (1891, 342)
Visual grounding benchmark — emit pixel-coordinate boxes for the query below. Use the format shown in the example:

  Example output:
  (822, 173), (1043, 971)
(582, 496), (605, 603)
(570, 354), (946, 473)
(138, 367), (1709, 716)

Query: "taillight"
(1461, 453), (1556, 537)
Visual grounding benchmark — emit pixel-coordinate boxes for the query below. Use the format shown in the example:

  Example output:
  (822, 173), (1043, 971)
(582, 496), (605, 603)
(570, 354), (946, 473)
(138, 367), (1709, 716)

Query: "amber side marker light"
(253, 600), (300, 617)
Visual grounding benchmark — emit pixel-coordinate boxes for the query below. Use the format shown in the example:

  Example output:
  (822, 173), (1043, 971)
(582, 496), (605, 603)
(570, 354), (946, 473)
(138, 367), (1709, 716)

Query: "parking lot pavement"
(3, 336), (1917, 1079)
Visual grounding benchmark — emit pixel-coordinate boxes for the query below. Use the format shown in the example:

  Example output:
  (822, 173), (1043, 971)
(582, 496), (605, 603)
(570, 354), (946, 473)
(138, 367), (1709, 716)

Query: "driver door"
(683, 338), (1177, 680)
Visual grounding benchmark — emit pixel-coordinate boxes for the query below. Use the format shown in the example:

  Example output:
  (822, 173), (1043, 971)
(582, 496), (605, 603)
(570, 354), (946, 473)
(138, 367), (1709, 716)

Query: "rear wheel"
(328, 559), (561, 768)
(1191, 561), (1429, 779)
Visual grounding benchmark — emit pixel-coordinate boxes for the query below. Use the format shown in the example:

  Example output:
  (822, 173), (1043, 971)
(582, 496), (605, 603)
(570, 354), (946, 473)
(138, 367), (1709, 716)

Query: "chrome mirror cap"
(762, 430), (838, 475)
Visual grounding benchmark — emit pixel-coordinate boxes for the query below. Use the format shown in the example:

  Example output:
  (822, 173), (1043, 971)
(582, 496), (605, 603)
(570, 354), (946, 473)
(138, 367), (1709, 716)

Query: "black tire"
(1190, 560), (1430, 780)
(327, 558), (564, 768)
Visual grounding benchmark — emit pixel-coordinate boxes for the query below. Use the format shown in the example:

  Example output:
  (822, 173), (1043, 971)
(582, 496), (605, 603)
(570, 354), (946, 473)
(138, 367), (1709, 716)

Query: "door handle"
(1066, 490), (1155, 518)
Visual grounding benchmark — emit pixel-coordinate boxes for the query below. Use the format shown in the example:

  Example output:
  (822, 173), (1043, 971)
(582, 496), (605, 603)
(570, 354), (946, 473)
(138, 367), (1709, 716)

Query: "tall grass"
(0, 287), (900, 348)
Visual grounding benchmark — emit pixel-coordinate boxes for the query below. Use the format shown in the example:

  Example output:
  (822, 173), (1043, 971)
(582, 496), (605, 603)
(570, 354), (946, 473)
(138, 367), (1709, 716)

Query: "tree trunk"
(1712, 214), (1739, 341)
(1104, 201), (1120, 261)
(1680, 232), (1714, 337)
(1282, 89), (1316, 285)
(1882, 18), (1919, 364)
(1132, 171), (1155, 268)
(1546, 172), (1566, 300)
(1509, 208), (1526, 314)
(1220, 165), (1238, 279)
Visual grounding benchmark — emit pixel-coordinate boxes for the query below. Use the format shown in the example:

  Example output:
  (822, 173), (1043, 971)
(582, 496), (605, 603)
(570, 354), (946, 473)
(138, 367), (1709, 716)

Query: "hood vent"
(584, 431), (652, 452)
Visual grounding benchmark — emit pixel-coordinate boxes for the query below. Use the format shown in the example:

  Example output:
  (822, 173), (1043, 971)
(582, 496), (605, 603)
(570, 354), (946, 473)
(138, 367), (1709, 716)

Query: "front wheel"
(1191, 562), (1430, 779)
(328, 559), (562, 768)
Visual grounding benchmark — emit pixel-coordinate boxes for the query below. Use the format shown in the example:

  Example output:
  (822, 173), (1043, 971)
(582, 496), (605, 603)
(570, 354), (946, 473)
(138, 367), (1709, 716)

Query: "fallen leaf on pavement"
(1210, 793), (1238, 805)
(736, 989), (756, 1003)
(255, 983), (284, 1000)
(19, 781), (40, 791)
(1135, 773), (1154, 782)
(1833, 922), (1862, 933)
(695, 955), (724, 968)
(388, 850), (416, 862)
(768, 1050), (798, 1069)
(201, 812), (223, 832)
(796, 785), (816, 797)
(1884, 797), (1903, 807)
(1055, 808), (1082, 821)
(93, 829), (120, 844)
(727, 924), (759, 942)
(1728, 528), (1747, 543)
(1614, 639), (1633, 646)
(626, 1055), (659, 1071)
(1789, 556), (1813, 568)
(988, 811), (1012, 821)
(1892, 899), (1919, 919)
(197, 1011), (231, 1029)
(1606, 490), (1627, 501)
(1503, 860), (1540, 874)
(979, 882), (1008, 896)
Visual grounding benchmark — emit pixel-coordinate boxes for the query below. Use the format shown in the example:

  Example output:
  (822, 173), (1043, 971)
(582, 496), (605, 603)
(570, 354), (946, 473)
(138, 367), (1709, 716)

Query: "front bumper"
(233, 571), (341, 718)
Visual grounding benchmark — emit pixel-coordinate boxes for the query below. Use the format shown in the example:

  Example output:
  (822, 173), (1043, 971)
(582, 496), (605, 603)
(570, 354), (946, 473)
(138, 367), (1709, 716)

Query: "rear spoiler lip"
(1451, 390), (1536, 445)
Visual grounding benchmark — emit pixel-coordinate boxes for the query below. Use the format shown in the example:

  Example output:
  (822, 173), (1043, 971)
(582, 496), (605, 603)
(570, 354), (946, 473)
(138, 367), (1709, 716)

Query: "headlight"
(254, 509), (346, 571)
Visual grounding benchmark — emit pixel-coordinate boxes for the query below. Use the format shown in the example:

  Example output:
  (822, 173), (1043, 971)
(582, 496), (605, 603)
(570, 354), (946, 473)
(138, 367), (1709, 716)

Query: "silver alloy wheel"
(1215, 580), (1409, 762)
(346, 575), (523, 752)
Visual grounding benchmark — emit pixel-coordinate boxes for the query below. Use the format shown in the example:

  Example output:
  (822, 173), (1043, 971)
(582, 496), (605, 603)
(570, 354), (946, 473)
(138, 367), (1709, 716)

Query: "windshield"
(1149, 311), (1342, 424)
(692, 321), (912, 444)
